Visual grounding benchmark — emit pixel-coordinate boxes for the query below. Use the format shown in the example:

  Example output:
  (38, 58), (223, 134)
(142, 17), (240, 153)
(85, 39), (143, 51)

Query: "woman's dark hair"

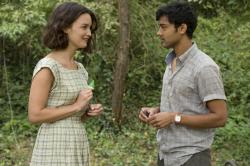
(156, 1), (197, 39)
(43, 2), (98, 53)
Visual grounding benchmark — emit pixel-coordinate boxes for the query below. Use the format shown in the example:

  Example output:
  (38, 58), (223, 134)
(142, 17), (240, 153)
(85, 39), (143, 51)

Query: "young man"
(139, 1), (227, 166)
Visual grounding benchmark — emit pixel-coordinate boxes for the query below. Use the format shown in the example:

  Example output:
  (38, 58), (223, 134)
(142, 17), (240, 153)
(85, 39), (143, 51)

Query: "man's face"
(157, 16), (182, 49)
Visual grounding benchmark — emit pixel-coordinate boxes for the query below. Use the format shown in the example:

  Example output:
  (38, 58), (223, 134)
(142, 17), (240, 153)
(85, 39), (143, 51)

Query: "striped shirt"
(157, 43), (226, 166)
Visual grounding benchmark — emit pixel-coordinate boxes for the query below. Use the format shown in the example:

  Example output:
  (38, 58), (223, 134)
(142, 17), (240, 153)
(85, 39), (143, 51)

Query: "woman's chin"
(78, 44), (87, 49)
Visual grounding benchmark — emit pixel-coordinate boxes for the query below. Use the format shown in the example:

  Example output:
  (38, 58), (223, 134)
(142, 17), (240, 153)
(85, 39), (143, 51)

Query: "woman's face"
(65, 13), (92, 50)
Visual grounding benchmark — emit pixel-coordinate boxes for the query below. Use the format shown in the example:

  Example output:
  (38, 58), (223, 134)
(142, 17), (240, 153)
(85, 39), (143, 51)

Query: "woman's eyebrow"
(81, 23), (90, 26)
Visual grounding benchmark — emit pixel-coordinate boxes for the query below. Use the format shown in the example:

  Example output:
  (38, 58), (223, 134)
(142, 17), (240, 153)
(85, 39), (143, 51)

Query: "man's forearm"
(178, 113), (227, 129)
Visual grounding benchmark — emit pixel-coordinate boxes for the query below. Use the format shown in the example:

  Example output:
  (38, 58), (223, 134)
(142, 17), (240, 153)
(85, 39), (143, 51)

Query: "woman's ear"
(63, 27), (70, 34)
(178, 23), (187, 35)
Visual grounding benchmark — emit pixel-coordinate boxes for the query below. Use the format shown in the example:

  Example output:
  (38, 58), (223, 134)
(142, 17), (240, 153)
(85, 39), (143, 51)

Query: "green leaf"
(88, 79), (95, 90)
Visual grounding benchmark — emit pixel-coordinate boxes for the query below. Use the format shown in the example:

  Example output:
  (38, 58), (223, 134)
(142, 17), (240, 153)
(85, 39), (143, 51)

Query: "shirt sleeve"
(32, 59), (59, 90)
(196, 65), (227, 103)
(77, 62), (88, 81)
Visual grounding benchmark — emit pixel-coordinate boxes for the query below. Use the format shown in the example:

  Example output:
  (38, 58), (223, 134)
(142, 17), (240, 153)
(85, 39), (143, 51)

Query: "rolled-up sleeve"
(197, 65), (227, 103)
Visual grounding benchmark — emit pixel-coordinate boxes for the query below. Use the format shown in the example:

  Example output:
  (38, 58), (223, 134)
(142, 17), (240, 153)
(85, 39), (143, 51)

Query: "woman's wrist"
(72, 103), (81, 113)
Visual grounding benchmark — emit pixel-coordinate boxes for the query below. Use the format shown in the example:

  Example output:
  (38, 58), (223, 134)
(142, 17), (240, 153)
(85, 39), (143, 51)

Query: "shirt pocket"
(172, 75), (195, 97)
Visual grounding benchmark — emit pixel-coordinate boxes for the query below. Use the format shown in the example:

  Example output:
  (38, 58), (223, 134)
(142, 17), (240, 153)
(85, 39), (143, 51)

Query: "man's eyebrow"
(159, 23), (168, 26)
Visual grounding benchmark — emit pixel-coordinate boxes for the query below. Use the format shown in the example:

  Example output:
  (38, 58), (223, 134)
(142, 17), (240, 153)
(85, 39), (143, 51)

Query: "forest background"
(0, 0), (249, 165)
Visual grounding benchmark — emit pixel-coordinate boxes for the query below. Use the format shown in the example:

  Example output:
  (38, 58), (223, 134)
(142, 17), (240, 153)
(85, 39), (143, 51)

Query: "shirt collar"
(165, 42), (198, 65)
(165, 51), (176, 65)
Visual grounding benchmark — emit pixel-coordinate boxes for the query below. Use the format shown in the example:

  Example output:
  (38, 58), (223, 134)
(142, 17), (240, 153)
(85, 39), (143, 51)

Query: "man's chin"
(161, 43), (171, 49)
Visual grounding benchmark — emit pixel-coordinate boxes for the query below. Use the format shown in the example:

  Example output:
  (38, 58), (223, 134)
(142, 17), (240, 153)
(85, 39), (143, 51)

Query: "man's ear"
(178, 23), (187, 35)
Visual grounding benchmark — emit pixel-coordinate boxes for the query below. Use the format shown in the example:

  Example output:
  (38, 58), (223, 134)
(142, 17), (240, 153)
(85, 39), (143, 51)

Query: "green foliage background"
(0, 0), (249, 165)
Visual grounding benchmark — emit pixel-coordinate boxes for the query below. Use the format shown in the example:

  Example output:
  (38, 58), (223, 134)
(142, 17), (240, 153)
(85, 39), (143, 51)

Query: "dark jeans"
(157, 149), (211, 166)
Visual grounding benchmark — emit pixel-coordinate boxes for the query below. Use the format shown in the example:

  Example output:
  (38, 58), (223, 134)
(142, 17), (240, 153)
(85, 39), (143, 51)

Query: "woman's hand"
(80, 103), (103, 122)
(87, 104), (103, 117)
(74, 89), (93, 112)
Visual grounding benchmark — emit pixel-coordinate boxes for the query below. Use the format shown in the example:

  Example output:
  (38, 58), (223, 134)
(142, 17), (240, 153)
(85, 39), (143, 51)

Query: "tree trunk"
(112, 0), (130, 125)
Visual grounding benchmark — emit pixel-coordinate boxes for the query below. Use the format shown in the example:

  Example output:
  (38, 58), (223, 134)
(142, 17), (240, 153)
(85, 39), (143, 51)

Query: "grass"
(0, 122), (158, 166)
(1, 115), (249, 166)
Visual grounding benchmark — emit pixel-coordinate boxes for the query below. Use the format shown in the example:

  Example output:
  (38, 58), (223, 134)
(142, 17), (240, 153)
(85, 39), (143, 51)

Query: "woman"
(28, 2), (103, 165)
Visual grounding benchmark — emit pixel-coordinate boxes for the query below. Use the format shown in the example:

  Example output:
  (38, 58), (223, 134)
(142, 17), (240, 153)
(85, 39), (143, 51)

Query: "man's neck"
(173, 38), (193, 57)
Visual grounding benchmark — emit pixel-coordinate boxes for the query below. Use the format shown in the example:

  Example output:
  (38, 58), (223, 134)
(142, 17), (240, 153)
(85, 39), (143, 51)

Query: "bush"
(0, 0), (249, 165)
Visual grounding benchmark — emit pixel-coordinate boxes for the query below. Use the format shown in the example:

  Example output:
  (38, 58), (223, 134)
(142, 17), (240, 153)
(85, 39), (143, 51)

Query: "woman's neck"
(50, 46), (76, 62)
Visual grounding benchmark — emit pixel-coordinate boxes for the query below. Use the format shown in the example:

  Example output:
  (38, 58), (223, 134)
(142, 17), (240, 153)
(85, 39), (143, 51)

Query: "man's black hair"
(156, 1), (197, 38)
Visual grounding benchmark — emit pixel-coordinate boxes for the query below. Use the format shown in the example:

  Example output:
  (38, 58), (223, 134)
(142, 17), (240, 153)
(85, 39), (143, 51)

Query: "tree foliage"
(0, 0), (249, 165)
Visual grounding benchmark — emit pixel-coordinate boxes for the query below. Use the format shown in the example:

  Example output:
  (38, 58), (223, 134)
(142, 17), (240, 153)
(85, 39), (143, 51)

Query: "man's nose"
(157, 29), (162, 36)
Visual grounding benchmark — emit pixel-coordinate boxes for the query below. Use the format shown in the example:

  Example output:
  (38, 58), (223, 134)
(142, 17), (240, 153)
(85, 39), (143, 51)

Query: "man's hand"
(139, 107), (160, 123)
(148, 112), (177, 129)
